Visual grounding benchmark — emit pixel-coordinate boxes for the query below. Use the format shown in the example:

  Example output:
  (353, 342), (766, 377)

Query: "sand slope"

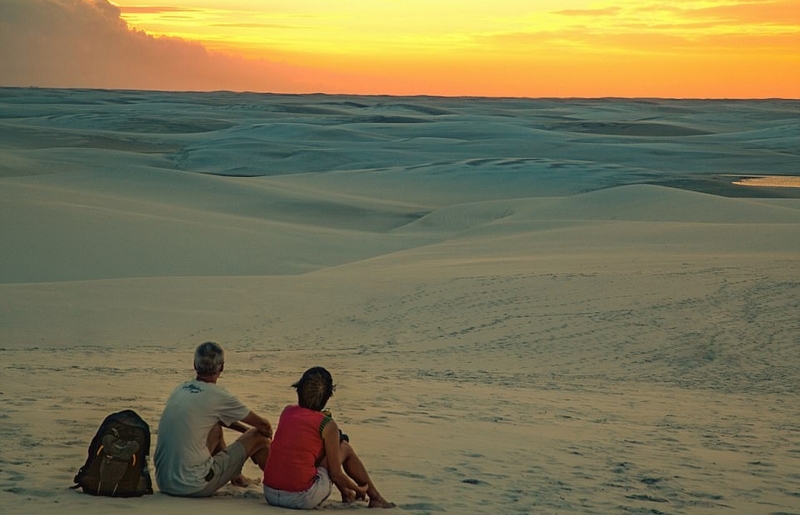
(1, 89), (799, 515)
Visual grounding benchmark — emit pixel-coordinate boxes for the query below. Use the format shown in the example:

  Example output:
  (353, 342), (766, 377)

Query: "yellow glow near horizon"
(115, 1), (577, 57)
(110, 0), (800, 97)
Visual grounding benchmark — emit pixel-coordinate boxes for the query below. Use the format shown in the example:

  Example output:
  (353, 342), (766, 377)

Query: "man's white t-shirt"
(154, 379), (250, 495)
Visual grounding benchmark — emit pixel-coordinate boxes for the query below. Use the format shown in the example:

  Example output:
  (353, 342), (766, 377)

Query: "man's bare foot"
(368, 497), (396, 508)
(230, 474), (256, 487)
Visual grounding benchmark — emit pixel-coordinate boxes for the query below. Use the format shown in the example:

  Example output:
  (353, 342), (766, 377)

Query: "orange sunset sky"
(1, 0), (799, 98)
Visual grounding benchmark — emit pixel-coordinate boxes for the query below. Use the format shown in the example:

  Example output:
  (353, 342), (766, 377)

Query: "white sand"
(734, 176), (800, 188)
(1, 89), (799, 515)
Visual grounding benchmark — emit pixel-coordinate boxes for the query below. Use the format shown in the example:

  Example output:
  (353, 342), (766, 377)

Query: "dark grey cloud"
(0, 0), (297, 92)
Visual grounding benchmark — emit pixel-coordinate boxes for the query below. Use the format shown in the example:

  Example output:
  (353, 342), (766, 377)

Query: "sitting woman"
(262, 367), (394, 509)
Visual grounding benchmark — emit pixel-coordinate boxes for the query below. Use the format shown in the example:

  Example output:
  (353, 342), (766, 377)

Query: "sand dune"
(1, 89), (799, 515)
(735, 176), (800, 188)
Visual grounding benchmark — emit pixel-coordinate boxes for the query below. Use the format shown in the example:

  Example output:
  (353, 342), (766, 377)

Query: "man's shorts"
(263, 467), (333, 509)
(189, 441), (248, 497)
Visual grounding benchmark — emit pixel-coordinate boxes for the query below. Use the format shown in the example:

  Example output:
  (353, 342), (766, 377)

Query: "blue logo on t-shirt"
(182, 383), (203, 394)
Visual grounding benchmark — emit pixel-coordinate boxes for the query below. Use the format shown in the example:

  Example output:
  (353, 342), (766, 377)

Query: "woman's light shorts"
(263, 467), (333, 509)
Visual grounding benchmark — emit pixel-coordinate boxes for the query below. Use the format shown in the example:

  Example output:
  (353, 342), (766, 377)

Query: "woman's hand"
(340, 484), (369, 503)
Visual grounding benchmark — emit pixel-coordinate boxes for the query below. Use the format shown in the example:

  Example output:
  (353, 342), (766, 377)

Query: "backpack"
(73, 410), (153, 497)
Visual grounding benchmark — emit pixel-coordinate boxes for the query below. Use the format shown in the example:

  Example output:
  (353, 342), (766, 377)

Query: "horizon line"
(3, 85), (799, 102)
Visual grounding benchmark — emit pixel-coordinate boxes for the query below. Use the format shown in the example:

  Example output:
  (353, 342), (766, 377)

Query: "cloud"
(553, 7), (622, 17)
(558, 0), (800, 29)
(475, 0), (800, 54)
(117, 6), (196, 14)
(0, 0), (301, 92)
(691, 0), (800, 25)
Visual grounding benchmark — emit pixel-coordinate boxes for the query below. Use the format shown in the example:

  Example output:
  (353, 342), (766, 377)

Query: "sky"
(1, 0), (798, 98)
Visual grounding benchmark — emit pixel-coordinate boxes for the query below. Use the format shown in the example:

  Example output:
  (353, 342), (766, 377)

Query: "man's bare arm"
(224, 421), (251, 434)
(241, 411), (273, 438)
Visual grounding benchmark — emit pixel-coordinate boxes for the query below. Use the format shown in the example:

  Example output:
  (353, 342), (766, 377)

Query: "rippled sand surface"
(1, 89), (799, 515)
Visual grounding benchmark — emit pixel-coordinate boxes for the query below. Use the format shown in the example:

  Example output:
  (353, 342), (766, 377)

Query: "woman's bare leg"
(337, 441), (395, 508)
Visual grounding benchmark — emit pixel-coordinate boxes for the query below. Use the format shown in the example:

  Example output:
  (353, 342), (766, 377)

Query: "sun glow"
(38, 1), (800, 96)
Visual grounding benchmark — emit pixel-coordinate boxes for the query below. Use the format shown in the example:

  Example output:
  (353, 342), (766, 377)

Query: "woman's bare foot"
(339, 483), (368, 504)
(339, 488), (357, 504)
(368, 497), (396, 508)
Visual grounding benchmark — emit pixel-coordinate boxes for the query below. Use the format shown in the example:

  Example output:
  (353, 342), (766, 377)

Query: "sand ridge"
(1, 89), (799, 515)
(734, 176), (800, 188)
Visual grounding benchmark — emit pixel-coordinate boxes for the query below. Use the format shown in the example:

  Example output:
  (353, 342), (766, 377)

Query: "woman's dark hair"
(293, 367), (335, 411)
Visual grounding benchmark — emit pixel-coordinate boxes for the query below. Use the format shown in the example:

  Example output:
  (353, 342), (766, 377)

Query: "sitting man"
(154, 341), (272, 497)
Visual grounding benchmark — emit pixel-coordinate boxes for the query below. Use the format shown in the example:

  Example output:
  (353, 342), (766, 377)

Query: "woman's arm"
(322, 419), (367, 498)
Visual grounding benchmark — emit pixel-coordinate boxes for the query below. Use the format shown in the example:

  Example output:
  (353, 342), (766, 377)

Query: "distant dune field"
(1, 89), (798, 515)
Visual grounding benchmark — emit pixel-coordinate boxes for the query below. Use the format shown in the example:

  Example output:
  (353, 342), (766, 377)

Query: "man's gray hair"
(194, 341), (225, 376)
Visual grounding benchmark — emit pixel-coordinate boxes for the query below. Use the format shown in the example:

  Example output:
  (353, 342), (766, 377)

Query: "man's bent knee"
(238, 428), (270, 456)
